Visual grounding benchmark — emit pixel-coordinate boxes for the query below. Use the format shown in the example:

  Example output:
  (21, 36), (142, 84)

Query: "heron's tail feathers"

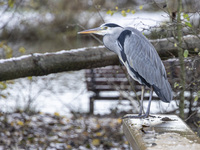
(153, 78), (173, 103)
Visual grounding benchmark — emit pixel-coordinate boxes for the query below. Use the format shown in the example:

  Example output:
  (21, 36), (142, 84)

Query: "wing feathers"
(118, 28), (172, 102)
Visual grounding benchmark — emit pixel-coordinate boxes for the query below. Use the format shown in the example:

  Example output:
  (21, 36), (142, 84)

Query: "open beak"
(78, 27), (102, 34)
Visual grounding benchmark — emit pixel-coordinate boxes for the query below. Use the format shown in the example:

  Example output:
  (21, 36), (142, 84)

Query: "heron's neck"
(103, 30), (122, 55)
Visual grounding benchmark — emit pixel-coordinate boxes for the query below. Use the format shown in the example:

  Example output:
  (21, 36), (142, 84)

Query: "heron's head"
(78, 23), (122, 36)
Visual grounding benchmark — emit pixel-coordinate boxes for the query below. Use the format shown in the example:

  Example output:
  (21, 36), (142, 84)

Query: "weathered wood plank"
(123, 114), (200, 150)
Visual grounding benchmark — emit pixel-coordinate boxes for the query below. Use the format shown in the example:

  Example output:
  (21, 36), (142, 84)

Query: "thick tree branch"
(0, 35), (200, 81)
(0, 46), (118, 81)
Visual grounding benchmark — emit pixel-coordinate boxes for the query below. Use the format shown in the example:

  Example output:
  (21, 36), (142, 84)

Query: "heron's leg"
(138, 85), (145, 116)
(122, 86), (153, 119)
(141, 86), (153, 118)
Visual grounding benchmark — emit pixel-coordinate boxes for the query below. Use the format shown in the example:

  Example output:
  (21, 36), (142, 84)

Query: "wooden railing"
(123, 114), (200, 150)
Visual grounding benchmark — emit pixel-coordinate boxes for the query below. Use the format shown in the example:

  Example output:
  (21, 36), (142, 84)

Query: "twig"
(92, 0), (105, 23)
(185, 111), (197, 122)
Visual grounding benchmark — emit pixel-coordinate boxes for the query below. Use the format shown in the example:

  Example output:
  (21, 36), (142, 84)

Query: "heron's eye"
(101, 26), (108, 30)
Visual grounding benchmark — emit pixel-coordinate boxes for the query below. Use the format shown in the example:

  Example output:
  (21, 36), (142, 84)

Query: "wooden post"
(89, 98), (94, 114)
(123, 114), (200, 150)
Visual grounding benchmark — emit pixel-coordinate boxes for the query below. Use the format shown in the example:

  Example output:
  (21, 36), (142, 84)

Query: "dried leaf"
(92, 139), (100, 146)
(96, 123), (101, 129)
(194, 48), (199, 52)
(0, 41), (5, 48)
(124, 141), (129, 145)
(17, 120), (24, 126)
(0, 82), (7, 90)
(117, 118), (122, 124)
(67, 145), (72, 149)
(96, 132), (103, 137)
(0, 94), (7, 98)
(54, 112), (60, 116)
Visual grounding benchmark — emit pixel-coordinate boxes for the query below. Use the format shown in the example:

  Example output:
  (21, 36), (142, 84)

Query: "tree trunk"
(177, 0), (186, 119)
(0, 35), (199, 81)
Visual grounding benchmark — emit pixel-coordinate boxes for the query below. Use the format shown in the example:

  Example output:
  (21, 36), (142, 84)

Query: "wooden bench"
(85, 65), (159, 114)
(85, 59), (200, 114)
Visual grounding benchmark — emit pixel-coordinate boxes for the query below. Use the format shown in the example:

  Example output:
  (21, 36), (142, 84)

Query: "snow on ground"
(0, 70), (178, 117)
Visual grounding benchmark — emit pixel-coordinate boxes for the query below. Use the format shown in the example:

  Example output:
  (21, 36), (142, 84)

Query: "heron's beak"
(78, 27), (102, 35)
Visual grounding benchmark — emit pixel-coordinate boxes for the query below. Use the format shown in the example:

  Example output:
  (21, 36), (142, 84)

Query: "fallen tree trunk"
(0, 46), (118, 81)
(0, 35), (199, 81)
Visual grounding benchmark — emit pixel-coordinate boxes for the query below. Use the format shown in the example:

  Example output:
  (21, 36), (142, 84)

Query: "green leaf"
(174, 82), (179, 88)
(27, 76), (32, 80)
(194, 96), (198, 101)
(183, 49), (189, 58)
(126, 9), (130, 13)
(183, 13), (189, 18)
(194, 91), (200, 101)
(106, 10), (111, 14)
(197, 91), (200, 96)
(19, 47), (26, 54)
(106, 10), (114, 16)
(183, 13), (190, 21)
(131, 10), (136, 14)
(185, 22), (192, 28)
(121, 10), (127, 17)
(8, 0), (15, 8)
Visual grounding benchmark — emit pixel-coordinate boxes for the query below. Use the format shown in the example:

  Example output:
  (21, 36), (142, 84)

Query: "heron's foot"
(122, 113), (149, 119)
(138, 112), (142, 117)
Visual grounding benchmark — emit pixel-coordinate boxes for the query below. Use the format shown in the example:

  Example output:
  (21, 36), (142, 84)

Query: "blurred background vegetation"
(0, 0), (199, 149)
(0, 0), (199, 117)
(0, 0), (199, 55)
(0, 0), (164, 56)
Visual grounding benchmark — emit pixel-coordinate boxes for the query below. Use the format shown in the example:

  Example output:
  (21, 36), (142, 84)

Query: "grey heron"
(78, 23), (173, 118)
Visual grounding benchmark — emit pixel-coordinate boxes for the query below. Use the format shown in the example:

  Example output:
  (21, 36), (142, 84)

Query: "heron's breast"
(123, 61), (142, 84)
